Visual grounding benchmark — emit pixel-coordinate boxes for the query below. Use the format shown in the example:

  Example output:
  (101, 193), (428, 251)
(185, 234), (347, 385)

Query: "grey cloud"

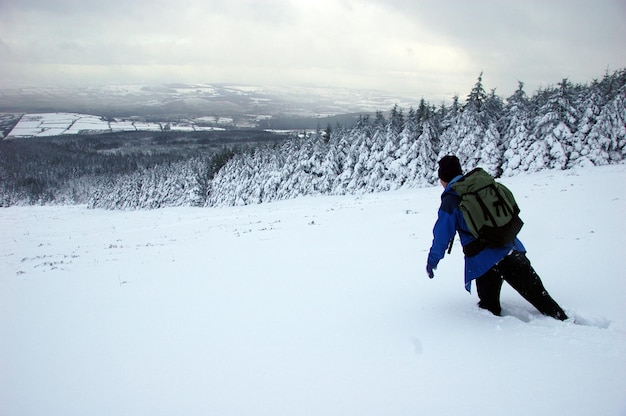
(0, 0), (624, 99)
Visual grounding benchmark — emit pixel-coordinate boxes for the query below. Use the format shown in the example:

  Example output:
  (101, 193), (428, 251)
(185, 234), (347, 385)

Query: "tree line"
(1, 69), (624, 209)
(0, 131), (264, 208)
(205, 69), (625, 207)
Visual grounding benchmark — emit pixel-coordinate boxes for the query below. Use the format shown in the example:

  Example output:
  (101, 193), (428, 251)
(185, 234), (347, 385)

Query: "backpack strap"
(448, 232), (484, 256)
(463, 239), (485, 257)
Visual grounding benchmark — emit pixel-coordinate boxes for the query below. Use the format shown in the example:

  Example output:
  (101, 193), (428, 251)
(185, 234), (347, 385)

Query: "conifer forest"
(1, 69), (625, 209)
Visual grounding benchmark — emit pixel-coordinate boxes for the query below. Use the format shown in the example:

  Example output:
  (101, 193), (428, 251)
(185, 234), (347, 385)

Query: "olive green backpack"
(451, 168), (524, 256)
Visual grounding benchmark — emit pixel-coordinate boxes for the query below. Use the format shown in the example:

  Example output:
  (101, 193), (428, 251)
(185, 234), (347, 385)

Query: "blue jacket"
(427, 175), (526, 292)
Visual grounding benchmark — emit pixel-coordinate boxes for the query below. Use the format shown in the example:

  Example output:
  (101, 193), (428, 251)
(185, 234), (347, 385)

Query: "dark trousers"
(475, 251), (568, 320)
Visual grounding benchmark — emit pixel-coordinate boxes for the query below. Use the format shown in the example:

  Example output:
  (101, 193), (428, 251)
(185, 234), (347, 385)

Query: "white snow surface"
(1, 164), (625, 416)
(5, 113), (226, 138)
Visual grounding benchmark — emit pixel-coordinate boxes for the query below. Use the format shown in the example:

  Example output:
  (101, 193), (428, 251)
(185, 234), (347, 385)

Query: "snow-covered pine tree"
(501, 82), (533, 176)
(345, 114), (381, 193)
(330, 123), (356, 193)
(391, 107), (418, 187)
(479, 121), (502, 176)
(588, 82), (626, 162)
(318, 128), (347, 194)
(571, 80), (608, 166)
(374, 105), (405, 190)
(534, 79), (582, 169)
(362, 123), (389, 192)
(407, 102), (439, 185)
(438, 73), (502, 176)
(389, 104), (404, 138)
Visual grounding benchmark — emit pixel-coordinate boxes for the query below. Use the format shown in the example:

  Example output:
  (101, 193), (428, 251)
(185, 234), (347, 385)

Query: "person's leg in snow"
(500, 252), (568, 320)
(475, 268), (504, 316)
(477, 251), (568, 320)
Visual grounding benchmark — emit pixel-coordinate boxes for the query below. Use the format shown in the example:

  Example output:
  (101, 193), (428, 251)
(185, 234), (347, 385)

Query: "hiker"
(426, 155), (568, 320)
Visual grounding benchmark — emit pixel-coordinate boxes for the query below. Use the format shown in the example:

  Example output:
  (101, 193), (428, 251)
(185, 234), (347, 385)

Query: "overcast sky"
(1, 0), (625, 102)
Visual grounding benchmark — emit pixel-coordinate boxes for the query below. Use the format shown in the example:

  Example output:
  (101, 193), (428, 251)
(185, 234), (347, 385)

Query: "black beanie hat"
(438, 155), (463, 182)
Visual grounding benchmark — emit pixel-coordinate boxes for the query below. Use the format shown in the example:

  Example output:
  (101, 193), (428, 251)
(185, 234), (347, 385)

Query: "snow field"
(1, 164), (625, 416)
(6, 112), (232, 138)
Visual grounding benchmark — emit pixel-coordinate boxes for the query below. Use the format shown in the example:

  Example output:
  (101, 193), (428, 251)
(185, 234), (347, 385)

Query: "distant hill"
(0, 84), (417, 132)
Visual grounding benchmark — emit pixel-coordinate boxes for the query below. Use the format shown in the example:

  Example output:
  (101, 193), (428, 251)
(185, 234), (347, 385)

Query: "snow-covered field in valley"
(6, 113), (223, 138)
(1, 164), (625, 416)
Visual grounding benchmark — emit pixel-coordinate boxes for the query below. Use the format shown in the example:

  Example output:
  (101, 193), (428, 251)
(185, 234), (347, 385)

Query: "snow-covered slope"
(1, 164), (625, 416)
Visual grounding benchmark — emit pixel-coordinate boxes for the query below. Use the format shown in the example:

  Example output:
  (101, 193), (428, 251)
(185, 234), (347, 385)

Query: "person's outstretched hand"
(426, 264), (435, 279)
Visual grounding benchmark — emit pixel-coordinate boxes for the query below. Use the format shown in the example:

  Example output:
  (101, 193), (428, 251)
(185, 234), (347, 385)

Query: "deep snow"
(1, 164), (625, 416)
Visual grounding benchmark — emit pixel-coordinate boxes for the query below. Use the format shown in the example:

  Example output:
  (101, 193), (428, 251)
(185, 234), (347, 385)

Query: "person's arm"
(426, 193), (459, 277)
(427, 208), (457, 269)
